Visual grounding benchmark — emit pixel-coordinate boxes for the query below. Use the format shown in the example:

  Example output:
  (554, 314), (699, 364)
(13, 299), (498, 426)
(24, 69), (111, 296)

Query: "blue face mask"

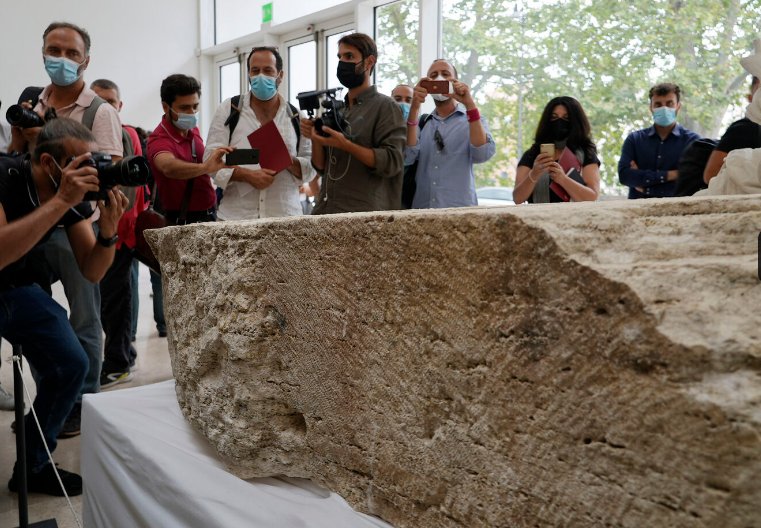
(44, 55), (84, 87)
(170, 108), (198, 130)
(397, 102), (411, 121)
(652, 106), (677, 127)
(250, 74), (278, 101)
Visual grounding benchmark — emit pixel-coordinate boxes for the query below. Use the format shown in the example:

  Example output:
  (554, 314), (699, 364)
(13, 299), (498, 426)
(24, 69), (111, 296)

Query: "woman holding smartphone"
(513, 96), (600, 204)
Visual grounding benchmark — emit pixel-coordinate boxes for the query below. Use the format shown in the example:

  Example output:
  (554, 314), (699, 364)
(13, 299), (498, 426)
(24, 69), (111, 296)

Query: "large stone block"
(146, 196), (761, 527)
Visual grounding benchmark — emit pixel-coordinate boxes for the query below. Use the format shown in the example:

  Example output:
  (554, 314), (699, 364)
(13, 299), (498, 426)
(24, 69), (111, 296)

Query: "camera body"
(6, 104), (45, 128)
(296, 88), (348, 137)
(74, 152), (151, 201)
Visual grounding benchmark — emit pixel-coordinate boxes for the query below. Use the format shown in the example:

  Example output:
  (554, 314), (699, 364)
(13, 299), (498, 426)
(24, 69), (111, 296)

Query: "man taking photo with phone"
(404, 59), (495, 209)
(301, 33), (405, 214)
(205, 46), (315, 220)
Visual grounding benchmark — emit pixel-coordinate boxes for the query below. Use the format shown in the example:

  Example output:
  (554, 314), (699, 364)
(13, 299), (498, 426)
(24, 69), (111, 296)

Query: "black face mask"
(337, 60), (366, 89)
(548, 118), (571, 141)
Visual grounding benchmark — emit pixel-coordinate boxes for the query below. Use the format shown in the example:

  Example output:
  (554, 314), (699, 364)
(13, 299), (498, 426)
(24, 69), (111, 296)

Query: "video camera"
(296, 88), (348, 137)
(72, 152), (152, 201)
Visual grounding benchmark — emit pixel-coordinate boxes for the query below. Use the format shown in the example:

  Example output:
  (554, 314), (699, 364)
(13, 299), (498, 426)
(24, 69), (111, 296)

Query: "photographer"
(0, 118), (128, 496)
(9, 21), (125, 439)
(301, 33), (405, 214)
(405, 59), (495, 208)
(205, 46), (315, 220)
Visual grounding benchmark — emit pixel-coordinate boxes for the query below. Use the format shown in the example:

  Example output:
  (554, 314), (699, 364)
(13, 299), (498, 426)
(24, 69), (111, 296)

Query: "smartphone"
(540, 143), (555, 158)
(225, 149), (260, 166)
(420, 80), (453, 94)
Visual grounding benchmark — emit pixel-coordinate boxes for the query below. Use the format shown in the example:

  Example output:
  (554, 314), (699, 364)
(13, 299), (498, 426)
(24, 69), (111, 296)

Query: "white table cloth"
(81, 380), (392, 528)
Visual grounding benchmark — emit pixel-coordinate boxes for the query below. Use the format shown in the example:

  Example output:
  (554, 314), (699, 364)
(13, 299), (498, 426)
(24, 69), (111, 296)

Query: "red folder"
(247, 120), (292, 173)
(550, 147), (582, 201)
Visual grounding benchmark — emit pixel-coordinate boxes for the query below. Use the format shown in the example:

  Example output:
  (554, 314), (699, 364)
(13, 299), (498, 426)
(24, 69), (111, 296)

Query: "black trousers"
(100, 247), (136, 373)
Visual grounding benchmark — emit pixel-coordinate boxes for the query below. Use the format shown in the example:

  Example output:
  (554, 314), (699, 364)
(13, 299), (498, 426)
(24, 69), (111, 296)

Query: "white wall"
(0, 0), (200, 133)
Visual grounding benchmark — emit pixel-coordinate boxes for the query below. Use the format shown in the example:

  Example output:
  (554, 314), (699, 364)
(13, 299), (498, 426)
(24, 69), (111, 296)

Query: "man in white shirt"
(205, 46), (315, 220)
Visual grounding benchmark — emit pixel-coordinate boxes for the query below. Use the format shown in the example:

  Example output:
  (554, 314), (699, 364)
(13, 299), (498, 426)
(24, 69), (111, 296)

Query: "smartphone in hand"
(540, 143), (555, 158)
(225, 149), (260, 166)
(420, 80), (453, 94)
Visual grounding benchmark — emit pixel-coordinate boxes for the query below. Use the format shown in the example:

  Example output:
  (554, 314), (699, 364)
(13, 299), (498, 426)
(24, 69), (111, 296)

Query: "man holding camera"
(205, 47), (315, 220)
(405, 59), (495, 209)
(301, 32), (405, 214)
(0, 118), (128, 495)
(147, 74), (232, 225)
(8, 21), (125, 438)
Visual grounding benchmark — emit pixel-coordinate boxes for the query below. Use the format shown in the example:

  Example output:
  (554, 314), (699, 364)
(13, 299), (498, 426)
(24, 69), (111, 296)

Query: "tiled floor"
(0, 264), (173, 528)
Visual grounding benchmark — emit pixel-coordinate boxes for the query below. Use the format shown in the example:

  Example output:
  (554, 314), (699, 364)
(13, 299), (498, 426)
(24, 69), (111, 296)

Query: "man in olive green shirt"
(302, 33), (405, 214)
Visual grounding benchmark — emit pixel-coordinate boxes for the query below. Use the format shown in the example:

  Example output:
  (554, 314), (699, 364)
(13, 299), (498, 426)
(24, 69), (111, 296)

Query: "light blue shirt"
(404, 106), (496, 208)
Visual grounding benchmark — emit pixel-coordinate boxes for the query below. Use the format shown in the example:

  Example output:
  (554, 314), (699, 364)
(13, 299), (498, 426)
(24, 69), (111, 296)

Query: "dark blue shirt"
(618, 123), (700, 199)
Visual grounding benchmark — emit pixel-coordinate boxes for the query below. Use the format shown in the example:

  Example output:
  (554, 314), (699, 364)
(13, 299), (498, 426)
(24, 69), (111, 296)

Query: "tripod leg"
(13, 344), (28, 528)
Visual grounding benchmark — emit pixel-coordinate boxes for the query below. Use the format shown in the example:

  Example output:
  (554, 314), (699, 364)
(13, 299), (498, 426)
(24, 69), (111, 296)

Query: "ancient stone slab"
(146, 196), (761, 527)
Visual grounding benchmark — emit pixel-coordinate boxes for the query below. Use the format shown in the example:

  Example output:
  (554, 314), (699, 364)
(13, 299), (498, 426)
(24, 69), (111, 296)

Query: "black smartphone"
(225, 149), (260, 166)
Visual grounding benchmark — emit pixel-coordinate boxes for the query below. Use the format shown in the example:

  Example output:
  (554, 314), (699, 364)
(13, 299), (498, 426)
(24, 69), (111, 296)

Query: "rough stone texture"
(146, 196), (761, 528)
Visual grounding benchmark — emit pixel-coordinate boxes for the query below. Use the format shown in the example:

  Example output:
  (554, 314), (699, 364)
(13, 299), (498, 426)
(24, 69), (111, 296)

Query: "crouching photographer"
(0, 118), (128, 496)
(299, 32), (405, 214)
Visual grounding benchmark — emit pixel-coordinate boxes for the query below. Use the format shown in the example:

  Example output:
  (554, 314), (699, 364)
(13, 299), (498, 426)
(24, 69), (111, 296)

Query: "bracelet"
(406, 120), (418, 127)
(466, 108), (480, 122)
(528, 171), (537, 183)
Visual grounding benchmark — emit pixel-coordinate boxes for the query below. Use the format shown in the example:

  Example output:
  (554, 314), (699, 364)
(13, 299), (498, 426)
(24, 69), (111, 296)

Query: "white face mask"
(431, 93), (450, 102)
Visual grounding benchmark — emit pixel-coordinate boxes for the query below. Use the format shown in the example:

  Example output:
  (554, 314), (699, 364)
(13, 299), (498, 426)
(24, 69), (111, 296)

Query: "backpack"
(81, 96), (134, 157)
(401, 113), (432, 209)
(224, 94), (301, 149)
(674, 138), (718, 197)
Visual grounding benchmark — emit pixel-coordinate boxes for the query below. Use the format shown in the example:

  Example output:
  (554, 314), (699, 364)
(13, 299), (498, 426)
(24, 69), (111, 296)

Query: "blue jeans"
(0, 285), (87, 472)
(150, 269), (165, 333)
(30, 227), (103, 398)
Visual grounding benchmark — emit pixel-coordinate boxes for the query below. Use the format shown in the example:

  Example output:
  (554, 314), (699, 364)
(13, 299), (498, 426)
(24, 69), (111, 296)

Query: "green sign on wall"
(262, 2), (273, 24)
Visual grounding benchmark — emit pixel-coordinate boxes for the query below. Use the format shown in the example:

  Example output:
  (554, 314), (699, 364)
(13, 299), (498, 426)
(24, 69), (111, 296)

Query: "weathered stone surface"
(146, 196), (761, 528)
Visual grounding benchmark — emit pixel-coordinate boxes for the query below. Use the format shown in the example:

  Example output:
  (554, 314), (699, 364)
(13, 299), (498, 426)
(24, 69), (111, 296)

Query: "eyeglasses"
(434, 129), (445, 152)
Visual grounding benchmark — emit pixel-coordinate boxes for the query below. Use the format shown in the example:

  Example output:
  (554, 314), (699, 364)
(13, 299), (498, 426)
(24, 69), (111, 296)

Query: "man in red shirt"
(147, 74), (231, 224)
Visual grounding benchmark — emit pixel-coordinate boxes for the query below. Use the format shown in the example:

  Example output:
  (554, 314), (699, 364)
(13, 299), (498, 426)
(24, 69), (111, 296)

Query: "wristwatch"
(96, 233), (119, 247)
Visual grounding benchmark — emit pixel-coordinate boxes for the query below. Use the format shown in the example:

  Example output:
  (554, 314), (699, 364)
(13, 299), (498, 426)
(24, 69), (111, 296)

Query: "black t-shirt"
(716, 118), (761, 152)
(0, 155), (93, 290)
(518, 143), (600, 203)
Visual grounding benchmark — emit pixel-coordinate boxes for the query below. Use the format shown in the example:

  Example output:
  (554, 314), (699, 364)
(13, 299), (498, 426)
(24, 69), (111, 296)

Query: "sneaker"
(58, 403), (81, 439)
(0, 383), (15, 411)
(8, 462), (82, 497)
(100, 370), (134, 390)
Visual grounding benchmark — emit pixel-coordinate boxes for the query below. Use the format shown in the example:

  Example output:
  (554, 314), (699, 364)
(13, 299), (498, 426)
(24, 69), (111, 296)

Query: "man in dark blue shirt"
(618, 83), (700, 199)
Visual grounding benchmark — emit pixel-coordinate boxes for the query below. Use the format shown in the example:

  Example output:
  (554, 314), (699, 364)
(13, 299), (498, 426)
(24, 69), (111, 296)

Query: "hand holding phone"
(225, 148), (260, 166)
(420, 80), (453, 95)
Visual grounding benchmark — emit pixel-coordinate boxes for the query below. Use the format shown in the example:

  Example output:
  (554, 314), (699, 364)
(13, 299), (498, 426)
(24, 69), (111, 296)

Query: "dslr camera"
(73, 153), (151, 201)
(6, 105), (46, 128)
(296, 88), (348, 137)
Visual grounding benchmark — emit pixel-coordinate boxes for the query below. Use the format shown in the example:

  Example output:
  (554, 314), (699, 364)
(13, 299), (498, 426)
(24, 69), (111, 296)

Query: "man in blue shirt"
(618, 83), (700, 199)
(404, 59), (496, 208)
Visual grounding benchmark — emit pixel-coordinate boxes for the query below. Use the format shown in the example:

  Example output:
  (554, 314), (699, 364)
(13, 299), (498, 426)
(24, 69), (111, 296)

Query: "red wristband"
(466, 108), (480, 122)
(406, 120), (418, 127)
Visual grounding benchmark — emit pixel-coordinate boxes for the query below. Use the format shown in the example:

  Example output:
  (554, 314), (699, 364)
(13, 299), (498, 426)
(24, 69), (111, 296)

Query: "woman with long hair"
(513, 96), (600, 204)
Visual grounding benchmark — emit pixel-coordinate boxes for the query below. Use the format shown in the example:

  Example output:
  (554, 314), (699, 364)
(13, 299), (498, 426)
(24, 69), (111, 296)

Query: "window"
(219, 60), (243, 102)
(288, 39), (317, 109)
(373, 0), (420, 96)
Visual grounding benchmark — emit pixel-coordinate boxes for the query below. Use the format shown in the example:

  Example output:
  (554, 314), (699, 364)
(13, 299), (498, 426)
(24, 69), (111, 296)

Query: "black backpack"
(401, 113), (432, 209)
(675, 138), (718, 197)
